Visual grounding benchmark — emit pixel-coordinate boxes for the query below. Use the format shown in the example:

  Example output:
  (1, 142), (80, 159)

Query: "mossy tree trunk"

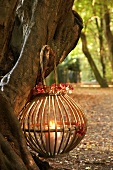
(81, 32), (108, 88)
(0, 0), (82, 169)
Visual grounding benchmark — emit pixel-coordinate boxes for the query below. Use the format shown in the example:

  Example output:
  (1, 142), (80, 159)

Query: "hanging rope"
(40, 45), (50, 86)
(0, 0), (38, 91)
(0, 28), (31, 91)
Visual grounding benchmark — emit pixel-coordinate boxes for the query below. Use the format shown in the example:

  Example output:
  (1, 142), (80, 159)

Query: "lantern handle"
(39, 45), (57, 86)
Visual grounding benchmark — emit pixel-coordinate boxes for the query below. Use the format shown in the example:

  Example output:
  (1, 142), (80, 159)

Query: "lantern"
(18, 45), (87, 158)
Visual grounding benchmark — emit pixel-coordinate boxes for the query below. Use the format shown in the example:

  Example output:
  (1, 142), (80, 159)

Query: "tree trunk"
(0, 0), (83, 115)
(0, 0), (83, 169)
(104, 6), (113, 73)
(0, 91), (40, 170)
(92, 4), (106, 79)
(81, 32), (108, 88)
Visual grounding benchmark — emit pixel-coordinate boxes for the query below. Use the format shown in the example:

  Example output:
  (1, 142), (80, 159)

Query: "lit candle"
(45, 121), (61, 154)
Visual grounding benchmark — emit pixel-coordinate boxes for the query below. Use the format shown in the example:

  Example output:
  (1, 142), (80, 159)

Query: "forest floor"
(44, 85), (113, 170)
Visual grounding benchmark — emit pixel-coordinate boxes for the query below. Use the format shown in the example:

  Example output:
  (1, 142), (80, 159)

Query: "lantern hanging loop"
(39, 45), (57, 88)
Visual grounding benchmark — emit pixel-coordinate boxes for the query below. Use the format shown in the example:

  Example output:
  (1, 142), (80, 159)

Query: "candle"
(45, 121), (61, 154)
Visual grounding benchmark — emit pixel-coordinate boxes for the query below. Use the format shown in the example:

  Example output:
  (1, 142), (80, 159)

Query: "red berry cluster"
(76, 123), (87, 137)
(32, 82), (74, 96)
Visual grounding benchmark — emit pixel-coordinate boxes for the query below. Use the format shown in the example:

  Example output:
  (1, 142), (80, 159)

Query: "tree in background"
(81, 32), (108, 87)
(104, 4), (113, 74)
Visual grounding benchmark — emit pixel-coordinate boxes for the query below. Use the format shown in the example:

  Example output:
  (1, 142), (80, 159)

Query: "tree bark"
(0, 91), (39, 170)
(81, 32), (108, 88)
(0, 0), (83, 169)
(0, 0), (19, 66)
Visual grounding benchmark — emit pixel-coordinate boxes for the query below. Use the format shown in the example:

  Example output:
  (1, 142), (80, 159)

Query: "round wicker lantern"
(18, 45), (87, 158)
(18, 84), (87, 158)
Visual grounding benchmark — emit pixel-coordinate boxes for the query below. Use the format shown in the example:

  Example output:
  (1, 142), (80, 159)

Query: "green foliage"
(68, 0), (113, 83)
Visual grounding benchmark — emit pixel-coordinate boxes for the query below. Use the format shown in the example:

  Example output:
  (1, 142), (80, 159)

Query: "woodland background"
(47, 0), (113, 88)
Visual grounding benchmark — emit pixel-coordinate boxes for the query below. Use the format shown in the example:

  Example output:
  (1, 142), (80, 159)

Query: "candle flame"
(49, 121), (55, 129)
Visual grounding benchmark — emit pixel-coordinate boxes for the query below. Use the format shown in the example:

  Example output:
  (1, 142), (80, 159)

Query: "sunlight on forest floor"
(44, 85), (113, 170)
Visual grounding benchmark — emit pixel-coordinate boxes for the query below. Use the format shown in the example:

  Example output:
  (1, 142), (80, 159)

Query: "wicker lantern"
(18, 45), (87, 158)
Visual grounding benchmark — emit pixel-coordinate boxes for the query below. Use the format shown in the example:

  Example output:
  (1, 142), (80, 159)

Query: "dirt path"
(46, 87), (113, 170)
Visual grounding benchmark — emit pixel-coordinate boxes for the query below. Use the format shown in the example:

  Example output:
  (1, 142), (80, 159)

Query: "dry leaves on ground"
(45, 87), (113, 170)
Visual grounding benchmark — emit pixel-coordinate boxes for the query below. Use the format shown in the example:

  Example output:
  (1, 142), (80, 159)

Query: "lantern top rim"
(32, 93), (64, 98)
